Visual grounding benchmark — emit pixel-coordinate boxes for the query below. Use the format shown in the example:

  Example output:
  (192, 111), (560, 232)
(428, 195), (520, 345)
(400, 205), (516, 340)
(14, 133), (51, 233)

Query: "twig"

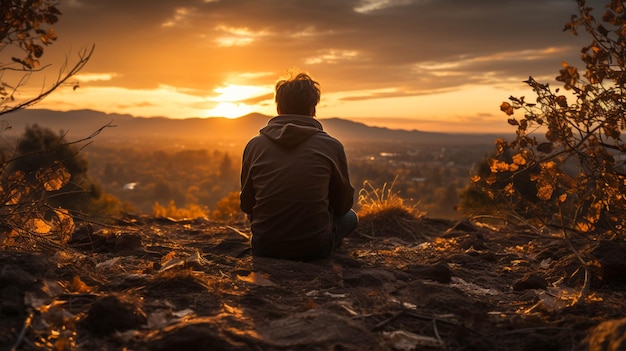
(225, 226), (250, 240)
(500, 326), (570, 336)
(558, 210), (590, 307)
(404, 311), (464, 329)
(11, 309), (33, 351)
(371, 310), (405, 331)
(432, 319), (444, 346)
(371, 310), (465, 332)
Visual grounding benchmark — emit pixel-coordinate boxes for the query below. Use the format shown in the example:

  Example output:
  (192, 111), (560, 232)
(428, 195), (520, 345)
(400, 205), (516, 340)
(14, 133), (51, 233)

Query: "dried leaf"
(53, 209), (75, 242)
(537, 184), (554, 201)
(236, 272), (275, 286)
(500, 102), (515, 116)
(29, 218), (52, 234)
(537, 142), (554, 154)
(70, 276), (93, 293)
(42, 166), (71, 191)
(512, 153), (527, 166)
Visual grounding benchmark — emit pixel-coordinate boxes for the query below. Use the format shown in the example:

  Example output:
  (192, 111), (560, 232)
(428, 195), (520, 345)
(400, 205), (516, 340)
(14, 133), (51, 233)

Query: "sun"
(205, 84), (271, 119)
(207, 101), (253, 119)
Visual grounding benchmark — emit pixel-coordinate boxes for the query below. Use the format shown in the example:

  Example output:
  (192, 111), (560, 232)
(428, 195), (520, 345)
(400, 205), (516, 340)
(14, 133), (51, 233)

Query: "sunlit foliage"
(153, 200), (208, 220)
(472, 0), (626, 239)
(0, 2), (99, 250)
(212, 191), (244, 223)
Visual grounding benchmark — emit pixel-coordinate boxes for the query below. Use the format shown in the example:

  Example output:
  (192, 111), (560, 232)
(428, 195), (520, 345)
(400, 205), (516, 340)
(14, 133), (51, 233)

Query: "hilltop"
(3, 109), (501, 146)
(1, 216), (624, 350)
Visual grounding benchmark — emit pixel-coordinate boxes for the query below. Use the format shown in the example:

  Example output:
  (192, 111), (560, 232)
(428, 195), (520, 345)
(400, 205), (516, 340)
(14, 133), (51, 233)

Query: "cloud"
(74, 73), (118, 82)
(43, 0), (604, 123)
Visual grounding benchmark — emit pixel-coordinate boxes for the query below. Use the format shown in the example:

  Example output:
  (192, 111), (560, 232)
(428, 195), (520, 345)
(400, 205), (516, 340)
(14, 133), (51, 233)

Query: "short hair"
(275, 72), (321, 116)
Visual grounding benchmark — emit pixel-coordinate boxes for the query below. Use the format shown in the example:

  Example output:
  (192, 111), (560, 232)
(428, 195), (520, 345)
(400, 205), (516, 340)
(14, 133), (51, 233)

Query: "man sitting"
(240, 72), (358, 261)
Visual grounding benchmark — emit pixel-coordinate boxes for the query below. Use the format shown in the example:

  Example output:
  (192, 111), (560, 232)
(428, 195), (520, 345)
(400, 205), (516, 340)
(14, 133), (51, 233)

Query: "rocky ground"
(1, 215), (625, 351)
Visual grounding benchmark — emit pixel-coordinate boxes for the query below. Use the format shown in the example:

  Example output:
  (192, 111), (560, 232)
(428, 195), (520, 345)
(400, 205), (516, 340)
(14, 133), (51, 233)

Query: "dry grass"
(357, 178), (428, 242)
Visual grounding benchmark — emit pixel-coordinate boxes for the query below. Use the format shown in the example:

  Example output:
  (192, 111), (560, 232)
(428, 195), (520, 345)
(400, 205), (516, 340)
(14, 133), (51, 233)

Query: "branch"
(0, 44), (95, 116)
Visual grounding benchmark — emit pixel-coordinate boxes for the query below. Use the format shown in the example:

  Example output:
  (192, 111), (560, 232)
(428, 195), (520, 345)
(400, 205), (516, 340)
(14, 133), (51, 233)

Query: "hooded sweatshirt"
(240, 114), (354, 259)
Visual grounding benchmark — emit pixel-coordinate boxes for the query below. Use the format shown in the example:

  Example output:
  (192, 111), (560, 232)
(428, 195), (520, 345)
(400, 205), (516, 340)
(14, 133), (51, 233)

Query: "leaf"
(500, 102), (515, 116)
(489, 160), (511, 173)
(504, 183), (515, 195)
(52, 209), (75, 242)
(236, 272), (275, 286)
(42, 166), (71, 191)
(32, 44), (44, 58)
(512, 153), (527, 166)
(537, 142), (554, 153)
(70, 276), (93, 293)
(537, 184), (553, 201)
(28, 218), (52, 234)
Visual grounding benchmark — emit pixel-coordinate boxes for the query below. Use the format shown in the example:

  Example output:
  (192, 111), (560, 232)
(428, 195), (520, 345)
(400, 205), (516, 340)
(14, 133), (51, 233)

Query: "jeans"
(332, 209), (359, 249)
(251, 209), (359, 261)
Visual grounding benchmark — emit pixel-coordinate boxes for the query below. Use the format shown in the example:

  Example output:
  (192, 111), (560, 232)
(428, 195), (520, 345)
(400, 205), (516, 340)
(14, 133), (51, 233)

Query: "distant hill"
(2, 109), (501, 146)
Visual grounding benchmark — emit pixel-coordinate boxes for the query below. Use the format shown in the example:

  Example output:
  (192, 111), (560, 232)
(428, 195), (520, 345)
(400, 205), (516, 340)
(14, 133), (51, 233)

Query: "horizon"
(17, 107), (512, 135)
(13, 0), (605, 134)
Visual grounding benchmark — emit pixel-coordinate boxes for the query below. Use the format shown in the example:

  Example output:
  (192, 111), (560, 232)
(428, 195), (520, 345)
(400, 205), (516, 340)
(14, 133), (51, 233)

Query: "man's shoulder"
(314, 131), (345, 148)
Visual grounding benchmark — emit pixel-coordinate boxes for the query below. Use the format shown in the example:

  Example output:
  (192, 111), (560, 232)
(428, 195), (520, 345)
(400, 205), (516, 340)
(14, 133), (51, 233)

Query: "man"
(240, 72), (358, 261)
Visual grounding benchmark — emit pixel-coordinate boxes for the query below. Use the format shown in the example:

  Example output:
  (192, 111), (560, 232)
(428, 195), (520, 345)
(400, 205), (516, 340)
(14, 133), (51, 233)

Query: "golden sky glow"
(22, 0), (602, 133)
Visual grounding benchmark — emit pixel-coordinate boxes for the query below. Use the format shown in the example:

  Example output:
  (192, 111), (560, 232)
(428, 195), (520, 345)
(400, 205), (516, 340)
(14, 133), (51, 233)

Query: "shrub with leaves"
(0, 158), (76, 250)
(0, 1), (99, 251)
(472, 0), (626, 239)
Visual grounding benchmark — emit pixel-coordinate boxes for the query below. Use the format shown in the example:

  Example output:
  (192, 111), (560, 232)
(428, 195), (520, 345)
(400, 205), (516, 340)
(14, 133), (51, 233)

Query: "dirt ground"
(1, 215), (625, 351)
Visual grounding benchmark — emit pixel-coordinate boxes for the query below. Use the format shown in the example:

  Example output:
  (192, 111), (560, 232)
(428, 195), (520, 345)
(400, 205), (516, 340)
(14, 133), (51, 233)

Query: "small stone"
(513, 273), (547, 291)
(405, 263), (452, 283)
(80, 295), (146, 336)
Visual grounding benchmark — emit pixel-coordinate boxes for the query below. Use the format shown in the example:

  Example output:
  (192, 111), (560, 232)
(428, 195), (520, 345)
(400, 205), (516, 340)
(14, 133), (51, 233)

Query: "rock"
(258, 309), (377, 348)
(343, 268), (397, 287)
(80, 295), (146, 336)
(513, 273), (548, 291)
(114, 232), (144, 255)
(405, 263), (452, 283)
(584, 317), (626, 351)
(141, 322), (247, 351)
(592, 240), (626, 284)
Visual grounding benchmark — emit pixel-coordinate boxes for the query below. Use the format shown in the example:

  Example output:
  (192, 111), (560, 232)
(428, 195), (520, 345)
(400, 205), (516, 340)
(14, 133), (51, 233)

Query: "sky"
(19, 0), (604, 133)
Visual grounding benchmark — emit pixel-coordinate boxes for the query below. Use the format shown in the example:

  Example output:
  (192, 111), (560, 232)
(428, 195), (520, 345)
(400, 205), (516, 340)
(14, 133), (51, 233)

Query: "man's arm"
(329, 144), (354, 215)
(240, 146), (255, 216)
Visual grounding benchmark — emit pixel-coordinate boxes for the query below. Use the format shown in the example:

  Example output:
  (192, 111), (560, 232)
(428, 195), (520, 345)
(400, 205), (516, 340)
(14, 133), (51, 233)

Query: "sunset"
(2, 1), (626, 350)
(25, 0), (600, 133)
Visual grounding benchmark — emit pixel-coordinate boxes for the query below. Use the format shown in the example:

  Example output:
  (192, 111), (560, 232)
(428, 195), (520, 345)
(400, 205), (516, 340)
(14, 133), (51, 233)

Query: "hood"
(260, 114), (324, 147)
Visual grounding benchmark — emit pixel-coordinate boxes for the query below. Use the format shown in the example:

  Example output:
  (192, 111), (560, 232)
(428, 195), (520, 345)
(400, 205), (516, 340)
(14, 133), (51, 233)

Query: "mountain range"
(2, 109), (502, 146)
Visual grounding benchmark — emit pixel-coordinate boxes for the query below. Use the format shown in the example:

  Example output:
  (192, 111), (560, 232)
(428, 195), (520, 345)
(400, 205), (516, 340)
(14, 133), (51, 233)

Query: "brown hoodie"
(240, 114), (354, 259)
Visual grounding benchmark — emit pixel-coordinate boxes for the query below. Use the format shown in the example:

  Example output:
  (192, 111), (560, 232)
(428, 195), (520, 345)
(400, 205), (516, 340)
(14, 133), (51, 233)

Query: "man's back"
(240, 114), (354, 260)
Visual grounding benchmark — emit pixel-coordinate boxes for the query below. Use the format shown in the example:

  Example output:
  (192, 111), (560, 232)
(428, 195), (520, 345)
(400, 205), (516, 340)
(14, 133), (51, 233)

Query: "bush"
(153, 200), (208, 220)
(472, 0), (626, 239)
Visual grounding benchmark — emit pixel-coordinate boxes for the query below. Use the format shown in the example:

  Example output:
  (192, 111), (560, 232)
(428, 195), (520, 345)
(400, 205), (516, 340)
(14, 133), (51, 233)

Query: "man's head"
(275, 72), (320, 116)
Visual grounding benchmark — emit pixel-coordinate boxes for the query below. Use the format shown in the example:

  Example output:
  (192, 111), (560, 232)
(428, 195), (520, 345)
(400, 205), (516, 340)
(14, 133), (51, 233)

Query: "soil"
(1, 215), (625, 351)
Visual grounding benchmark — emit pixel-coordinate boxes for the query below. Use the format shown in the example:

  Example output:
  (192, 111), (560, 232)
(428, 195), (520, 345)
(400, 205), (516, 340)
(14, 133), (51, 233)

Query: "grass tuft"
(356, 177), (427, 242)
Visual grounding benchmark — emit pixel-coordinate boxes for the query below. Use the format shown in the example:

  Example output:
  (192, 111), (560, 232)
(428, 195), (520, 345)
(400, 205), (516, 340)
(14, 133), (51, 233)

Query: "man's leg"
(332, 209), (358, 250)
